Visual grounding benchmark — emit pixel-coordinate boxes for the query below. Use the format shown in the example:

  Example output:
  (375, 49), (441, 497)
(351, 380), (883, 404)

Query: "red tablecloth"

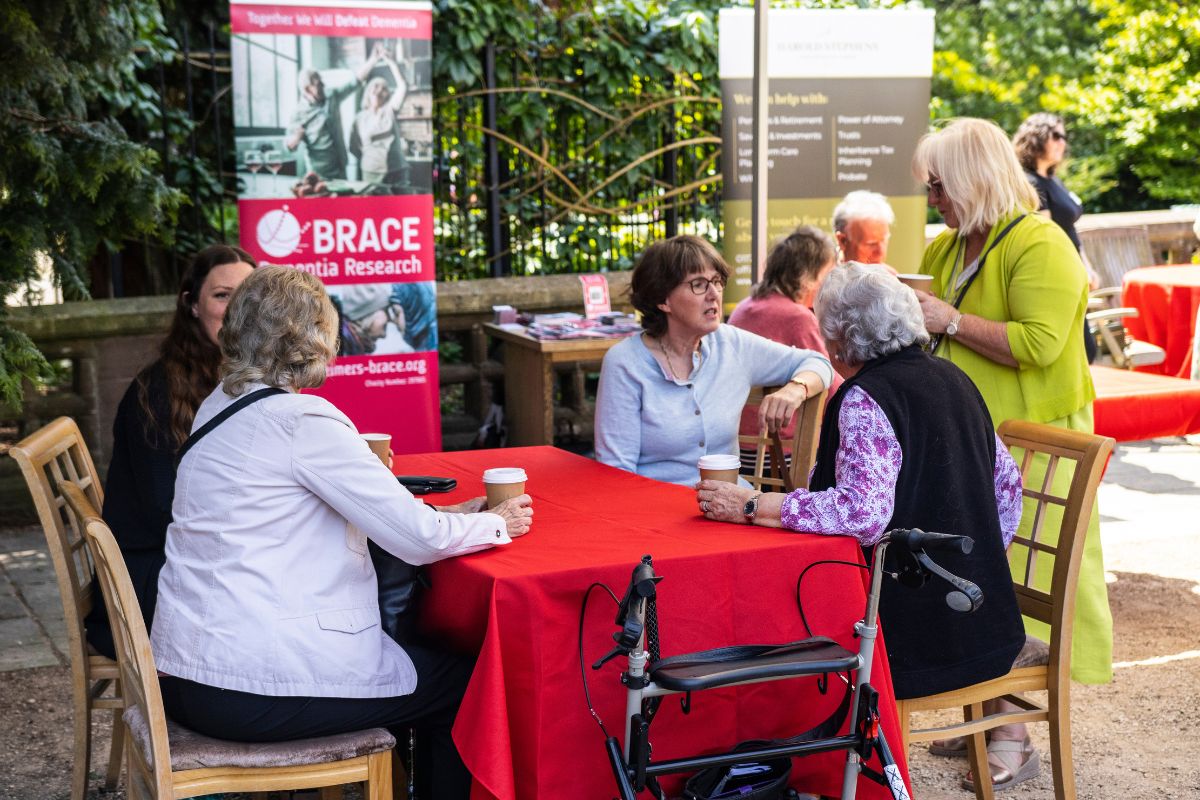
(1092, 365), (1200, 442)
(1122, 264), (1200, 378)
(393, 446), (908, 800)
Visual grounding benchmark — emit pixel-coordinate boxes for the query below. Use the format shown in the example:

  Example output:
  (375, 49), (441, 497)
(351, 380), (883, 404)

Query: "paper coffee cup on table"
(698, 454), (740, 484)
(361, 433), (391, 466)
(483, 467), (528, 508)
(896, 273), (934, 292)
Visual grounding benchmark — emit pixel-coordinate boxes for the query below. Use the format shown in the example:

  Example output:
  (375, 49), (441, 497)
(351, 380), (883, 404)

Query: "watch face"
(743, 497), (758, 516)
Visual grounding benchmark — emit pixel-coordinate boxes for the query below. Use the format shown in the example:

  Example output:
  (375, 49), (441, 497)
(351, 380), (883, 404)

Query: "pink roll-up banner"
(231, 0), (440, 452)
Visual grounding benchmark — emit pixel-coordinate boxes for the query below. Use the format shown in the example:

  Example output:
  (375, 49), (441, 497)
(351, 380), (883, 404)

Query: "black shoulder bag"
(926, 214), (1027, 355)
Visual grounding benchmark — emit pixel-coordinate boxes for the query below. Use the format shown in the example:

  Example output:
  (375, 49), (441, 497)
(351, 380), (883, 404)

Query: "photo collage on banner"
(230, 0), (440, 451)
(718, 8), (935, 308)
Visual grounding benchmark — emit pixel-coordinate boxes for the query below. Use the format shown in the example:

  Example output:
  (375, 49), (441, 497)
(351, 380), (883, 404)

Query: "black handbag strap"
(928, 214), (1027, 354)
(174, 387), (287, 469)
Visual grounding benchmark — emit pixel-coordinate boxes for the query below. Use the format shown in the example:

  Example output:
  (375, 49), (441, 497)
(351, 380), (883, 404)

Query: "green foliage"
(931, 0), (1200, 211)
(0, 0), (183, 407)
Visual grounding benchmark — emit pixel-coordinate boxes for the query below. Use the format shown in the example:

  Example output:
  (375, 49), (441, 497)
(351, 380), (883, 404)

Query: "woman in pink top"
(729, 226), (841, 472)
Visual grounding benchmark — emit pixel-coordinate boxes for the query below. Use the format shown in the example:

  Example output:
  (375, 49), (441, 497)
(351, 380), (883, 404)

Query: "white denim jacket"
(150, 384), (510, 698)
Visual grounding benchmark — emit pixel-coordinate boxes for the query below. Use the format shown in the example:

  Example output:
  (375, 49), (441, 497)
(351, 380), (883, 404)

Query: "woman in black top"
(1013, 113), (1099, 361)
(85, 245), (256, 658)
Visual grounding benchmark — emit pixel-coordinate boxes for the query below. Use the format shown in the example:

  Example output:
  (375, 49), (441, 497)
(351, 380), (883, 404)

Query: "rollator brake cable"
(578, 581), (621, 739)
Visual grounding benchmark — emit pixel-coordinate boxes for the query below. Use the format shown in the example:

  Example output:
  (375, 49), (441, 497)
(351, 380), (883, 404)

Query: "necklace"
(656, 336), (699, 382)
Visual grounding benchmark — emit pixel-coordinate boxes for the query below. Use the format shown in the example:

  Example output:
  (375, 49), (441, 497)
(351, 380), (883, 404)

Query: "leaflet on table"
(518, 312), (641, 340)
(231, 0), (441, 453)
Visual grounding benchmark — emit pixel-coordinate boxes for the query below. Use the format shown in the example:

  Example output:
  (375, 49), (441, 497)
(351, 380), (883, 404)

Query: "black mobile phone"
(396, 475), (457, 494)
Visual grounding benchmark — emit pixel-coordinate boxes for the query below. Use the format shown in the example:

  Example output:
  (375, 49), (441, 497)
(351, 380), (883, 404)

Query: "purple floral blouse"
(780, 387), (1023, 546)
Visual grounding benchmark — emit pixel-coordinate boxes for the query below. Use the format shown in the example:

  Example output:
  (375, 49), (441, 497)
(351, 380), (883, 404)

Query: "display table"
(394, 446), (908, 800)
(482, 324), (631, 446)
(1092, 365), (1200, 442)
(1122, 264), (1200, 378)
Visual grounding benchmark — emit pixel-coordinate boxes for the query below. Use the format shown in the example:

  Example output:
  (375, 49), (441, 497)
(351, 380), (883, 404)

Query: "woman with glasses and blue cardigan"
(595, 235), (833, 486)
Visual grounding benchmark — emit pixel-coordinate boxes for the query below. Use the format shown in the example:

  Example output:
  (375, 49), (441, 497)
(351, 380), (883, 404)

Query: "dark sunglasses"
(1050, 130), (1068, 142)
(925, 178), (944, 197)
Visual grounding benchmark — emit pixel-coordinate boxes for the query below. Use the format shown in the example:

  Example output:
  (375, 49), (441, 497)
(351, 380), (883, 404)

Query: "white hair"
(832, 191), (896, 234)
(815, 262), (929, 365)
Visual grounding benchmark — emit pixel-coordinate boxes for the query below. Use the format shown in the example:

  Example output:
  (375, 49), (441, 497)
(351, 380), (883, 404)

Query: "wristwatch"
(946, 313), (963, 337)
(743, 493), (762, 523)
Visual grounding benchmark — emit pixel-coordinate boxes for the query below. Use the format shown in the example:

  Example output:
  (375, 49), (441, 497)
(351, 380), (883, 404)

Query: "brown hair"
(629, 235), (729, 337)
(1012, 112), (1066, 175)
(138, 244), (257, 448)
(753, 226), (836, 301)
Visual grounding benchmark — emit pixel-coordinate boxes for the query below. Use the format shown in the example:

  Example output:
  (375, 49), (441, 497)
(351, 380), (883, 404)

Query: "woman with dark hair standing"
(85, 244), (256, 658)
(1013, 113), (1099, 361)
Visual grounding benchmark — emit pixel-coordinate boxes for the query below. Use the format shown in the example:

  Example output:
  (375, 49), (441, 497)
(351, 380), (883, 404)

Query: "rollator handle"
(887, 527), (973, 554)
(614, 555), (661, 626)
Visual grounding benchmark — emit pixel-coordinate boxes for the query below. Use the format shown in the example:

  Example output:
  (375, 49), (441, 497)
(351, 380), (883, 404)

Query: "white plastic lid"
(697, 454), (740, 470)
(482, 467), (528, 484)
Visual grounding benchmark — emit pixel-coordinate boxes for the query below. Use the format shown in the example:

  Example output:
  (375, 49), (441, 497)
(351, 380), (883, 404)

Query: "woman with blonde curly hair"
(150, 266), (532, 799)
(911, 117), (1105, 790)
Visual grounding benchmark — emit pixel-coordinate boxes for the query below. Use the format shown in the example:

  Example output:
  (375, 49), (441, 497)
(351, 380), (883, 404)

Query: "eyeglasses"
(925, 178), (944, 199)
(682, 275), (726, 295)
(1050, 130), (1068, 142)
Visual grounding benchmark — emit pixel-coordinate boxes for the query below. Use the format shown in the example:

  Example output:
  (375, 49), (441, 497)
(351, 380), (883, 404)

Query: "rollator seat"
(648, 636), (859, 692)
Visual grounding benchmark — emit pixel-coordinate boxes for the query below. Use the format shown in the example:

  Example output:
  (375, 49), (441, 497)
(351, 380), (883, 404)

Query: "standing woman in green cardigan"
(910, 118), (1107, 788)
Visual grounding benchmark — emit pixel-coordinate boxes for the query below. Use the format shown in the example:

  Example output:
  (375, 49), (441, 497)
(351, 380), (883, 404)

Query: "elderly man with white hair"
(832, 190), (895, 266)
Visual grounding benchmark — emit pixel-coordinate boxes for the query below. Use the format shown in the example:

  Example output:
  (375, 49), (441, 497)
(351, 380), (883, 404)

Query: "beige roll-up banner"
(718, 7), (935, 310)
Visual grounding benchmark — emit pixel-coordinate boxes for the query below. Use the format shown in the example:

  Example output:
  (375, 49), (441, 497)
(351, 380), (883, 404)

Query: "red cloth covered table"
(1092, 366), (1200, 442)
(1122, 264), (1200, 378)
(393, 446), (909, 800)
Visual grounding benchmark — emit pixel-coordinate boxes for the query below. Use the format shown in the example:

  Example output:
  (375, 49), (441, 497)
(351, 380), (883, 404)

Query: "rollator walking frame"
(591, 528), (985, 800)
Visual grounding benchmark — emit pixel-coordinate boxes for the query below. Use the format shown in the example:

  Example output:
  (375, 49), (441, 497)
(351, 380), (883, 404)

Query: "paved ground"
(1, 435), (1197, 800)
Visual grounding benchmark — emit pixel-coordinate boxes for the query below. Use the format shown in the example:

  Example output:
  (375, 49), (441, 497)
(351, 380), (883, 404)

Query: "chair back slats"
(9, 418), (105, 662)
(739, 387), (826, 493)
(998, 420), (1113, 658)
(59, 480), (174, 795)
(1080, 225), (1156, 289)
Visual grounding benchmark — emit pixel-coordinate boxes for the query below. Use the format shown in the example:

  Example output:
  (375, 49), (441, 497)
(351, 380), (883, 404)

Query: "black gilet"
(810, 345), (1024, 699)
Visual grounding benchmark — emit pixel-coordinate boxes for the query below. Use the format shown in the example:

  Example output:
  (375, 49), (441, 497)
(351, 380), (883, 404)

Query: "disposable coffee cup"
(361, 433), (391, 466)
(698, 454), (741, 484)
(483, 467), (528, 508)
(896, 273), (934, 292)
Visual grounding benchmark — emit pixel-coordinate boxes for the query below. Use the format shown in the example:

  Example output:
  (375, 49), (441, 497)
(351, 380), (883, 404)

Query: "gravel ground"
(2, 437), (1198, 799)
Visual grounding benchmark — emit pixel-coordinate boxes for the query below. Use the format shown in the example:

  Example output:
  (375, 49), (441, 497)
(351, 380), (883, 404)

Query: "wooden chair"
(8, 417), (123, 799)
(896, 419), (1114, 800)
(1087, 305), (1167, 369)
(738, 386), (826, 492)
(1080, 225), (1156, 291)
(57, 480), (399, 800)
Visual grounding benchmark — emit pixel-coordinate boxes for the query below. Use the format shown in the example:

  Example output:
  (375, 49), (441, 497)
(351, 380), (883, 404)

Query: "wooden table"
(483, 323), (632, 446)
(1122, 264), (1200, 379)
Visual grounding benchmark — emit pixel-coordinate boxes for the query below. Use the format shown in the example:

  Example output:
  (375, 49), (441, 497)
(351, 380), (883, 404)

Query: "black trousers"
(160, 644), (473, 799)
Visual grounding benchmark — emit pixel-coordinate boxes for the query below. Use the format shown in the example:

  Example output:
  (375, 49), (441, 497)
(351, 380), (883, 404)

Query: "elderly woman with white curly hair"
(150, 265), (532, 799)
(696, 263), (1026, 705)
